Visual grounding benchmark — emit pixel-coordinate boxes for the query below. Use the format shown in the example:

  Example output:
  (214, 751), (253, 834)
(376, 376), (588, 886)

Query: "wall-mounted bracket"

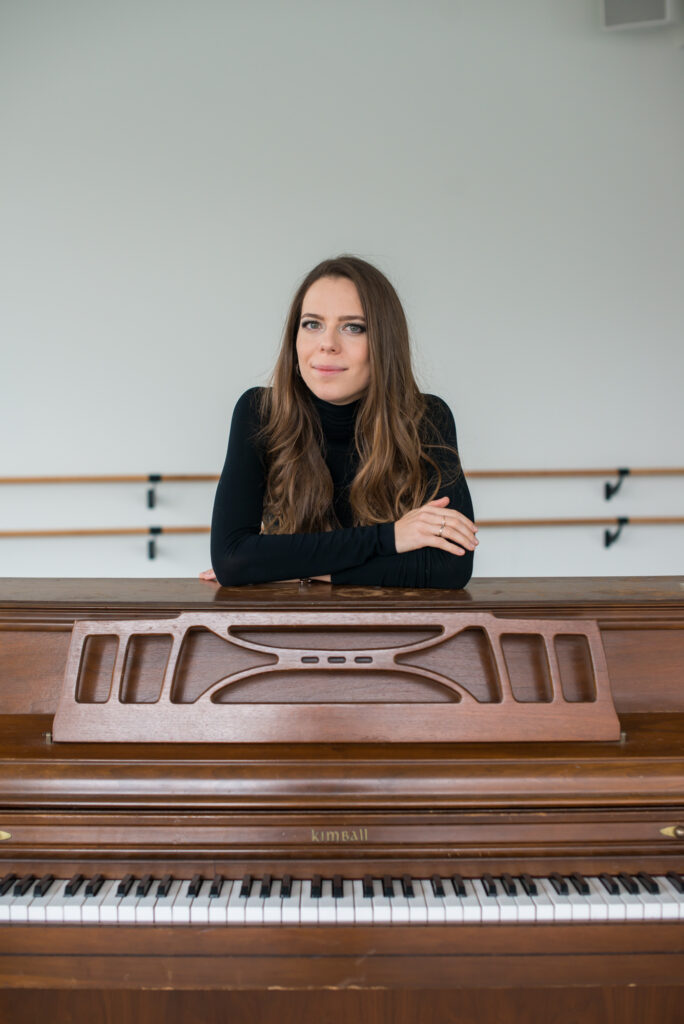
(147, 474), (162, 509)
(148, 525), (162, 560)
(604, 517), (629, 548)
(605, 467), (630, 500)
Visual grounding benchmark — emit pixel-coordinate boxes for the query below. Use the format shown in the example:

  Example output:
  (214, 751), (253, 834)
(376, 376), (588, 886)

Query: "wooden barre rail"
(1, 518), (683, 539)
(1, 467), (683, 485)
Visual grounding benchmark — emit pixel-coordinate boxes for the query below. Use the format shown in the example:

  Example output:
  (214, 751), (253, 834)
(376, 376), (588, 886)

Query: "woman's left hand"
(199, 568), (217, 582)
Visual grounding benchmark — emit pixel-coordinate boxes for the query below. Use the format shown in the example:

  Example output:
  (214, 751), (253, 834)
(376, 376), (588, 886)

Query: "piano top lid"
(0, 576), (683, 612)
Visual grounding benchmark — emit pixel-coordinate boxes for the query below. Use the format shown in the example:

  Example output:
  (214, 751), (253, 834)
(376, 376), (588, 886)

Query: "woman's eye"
(345, 323), (366, 334)
(301, 319), (320, 330)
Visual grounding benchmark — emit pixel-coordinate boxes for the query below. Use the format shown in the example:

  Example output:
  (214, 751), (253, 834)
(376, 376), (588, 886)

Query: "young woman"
(201, 255), (478, 588)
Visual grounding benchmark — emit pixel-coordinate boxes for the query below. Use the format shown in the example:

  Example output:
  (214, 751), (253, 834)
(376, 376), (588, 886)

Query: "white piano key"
(388, 879), (410, 924)
(403, 881), (428, 923)
(493, 884), (519, 923)
(243, 881), (265, 924)
(188, 880), (212, 924)
(0, 888), (15, 923)
(583, 879), (610, 922)
(316, 879), (336, 924)
(27, 881), (61, 923)
(153, 879), (183, 924)
(117, 887), (141, 923)
(280, 879), (302, 925)
(458, 879), (482, 923)
(564, 885), (592, 922)
(262, 880), (283, 924)
(207, 880), (233, 924)
(538, 878), (573, 922)
(172, 880), (200, 924)
(299, 880), (319, 925)
(8, 888), (35, 923)
(654, 876), (683, 919)
(528, 881), (555, 922)
(334, 880), (356, 925)
(510, 885), (536, 923)
(135, 885), (158, 924)
(441, 880), (465, 923)
(594, 880), (627, 921)
(472, 879), (500, 923)
(45, 880), (74, 923)
(634, 887), (663, 920)
(226, 880), (249, 924)
(616, 883), (645, 921)
(352, 880), (373, 924)
(370, 879), (392, 924)
(419, 880), (446, 924)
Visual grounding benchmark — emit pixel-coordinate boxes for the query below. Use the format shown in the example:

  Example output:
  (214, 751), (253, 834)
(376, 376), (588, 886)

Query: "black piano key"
(665, 871), (684, 894)
(0, 874), (17, 897)
(362, 875), (374, 899)
(617, 872), (639, 895)
(599, 873), (619, 896)
(332, 875), (344, 899)
(500, 873), (517, 897)
(549, 872), (568, 896)
(136, 874), (153, 897)
(259, 874), (272, 899)
(401, 875), (414, 898)
(156, 874), (173, 898)
(311, 874), (322, 899)
(209, 874), (224, 898)
(519, 874), (538, 897)
(239, 874), (252, 898)
(116, 873), (134, 897)
(281, 874), (293, 899)
(569, 872), (590, 896)
(34, 874), (55, 898)
(14, 875), (36, 897)
(430, 875), (445, 898)
(65, 873), (84, 897)
(187, 873), (203, 898)
(85, 874), (104, 897)
(382, 875), (395, 898)
(635, 872), (659, 895)
(451, 874), (466, 897)
(482, 874), (497, 897)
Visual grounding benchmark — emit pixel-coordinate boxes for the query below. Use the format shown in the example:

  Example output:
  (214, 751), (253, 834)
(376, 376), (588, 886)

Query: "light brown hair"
(257, 255), (458, 533)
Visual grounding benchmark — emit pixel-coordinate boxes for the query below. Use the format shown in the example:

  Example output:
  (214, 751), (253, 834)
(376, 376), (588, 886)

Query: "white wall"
(1, 0), (683, 579)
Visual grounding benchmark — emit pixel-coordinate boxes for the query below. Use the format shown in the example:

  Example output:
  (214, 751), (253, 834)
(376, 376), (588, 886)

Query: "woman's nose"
(319, 329), (339, 349)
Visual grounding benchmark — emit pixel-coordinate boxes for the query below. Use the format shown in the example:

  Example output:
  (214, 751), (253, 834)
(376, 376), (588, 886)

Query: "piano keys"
(1, 871), (683, 925)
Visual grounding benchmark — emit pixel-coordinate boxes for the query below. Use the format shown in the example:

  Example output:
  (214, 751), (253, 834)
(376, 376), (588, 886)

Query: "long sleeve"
(210, 389), (396, 586)
(330, 397), (474, 589)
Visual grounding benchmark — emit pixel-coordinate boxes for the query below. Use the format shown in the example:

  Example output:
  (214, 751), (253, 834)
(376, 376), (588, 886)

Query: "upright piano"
(0, 576), (682, 1023)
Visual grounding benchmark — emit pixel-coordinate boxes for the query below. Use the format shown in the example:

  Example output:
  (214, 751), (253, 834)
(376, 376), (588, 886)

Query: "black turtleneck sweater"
(210, 387), (474, 588)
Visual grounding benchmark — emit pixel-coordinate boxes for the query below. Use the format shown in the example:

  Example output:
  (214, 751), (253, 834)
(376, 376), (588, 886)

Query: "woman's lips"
(313, 366), (346, 374)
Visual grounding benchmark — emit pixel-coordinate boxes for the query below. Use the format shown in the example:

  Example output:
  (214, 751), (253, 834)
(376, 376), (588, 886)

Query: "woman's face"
(295, 276), (370, 405)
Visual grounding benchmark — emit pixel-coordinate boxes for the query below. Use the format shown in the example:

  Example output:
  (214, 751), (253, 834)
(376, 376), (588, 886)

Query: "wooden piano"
(0, 576), (682, 1024)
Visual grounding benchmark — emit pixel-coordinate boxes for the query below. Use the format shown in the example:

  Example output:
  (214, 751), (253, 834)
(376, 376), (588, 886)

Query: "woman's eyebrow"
(301, 312), (366, 320)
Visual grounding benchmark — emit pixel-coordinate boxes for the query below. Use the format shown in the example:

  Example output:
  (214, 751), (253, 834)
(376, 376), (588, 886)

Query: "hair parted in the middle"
(257, 254), (459, 534)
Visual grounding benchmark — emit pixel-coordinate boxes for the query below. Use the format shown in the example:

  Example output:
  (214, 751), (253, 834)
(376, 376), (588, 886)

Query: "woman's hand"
(394, 495), (478, 556)
(199, 568), (217, 582)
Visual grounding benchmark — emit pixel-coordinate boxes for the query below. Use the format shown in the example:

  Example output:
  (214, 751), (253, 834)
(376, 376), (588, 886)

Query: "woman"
(201, 255), (477, 588)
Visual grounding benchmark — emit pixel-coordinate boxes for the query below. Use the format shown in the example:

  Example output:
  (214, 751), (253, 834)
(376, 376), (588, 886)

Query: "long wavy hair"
(257, 255), (459, 533)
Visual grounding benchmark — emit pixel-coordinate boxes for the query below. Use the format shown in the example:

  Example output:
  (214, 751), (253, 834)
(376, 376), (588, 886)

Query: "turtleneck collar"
(309, 390), (361, 444)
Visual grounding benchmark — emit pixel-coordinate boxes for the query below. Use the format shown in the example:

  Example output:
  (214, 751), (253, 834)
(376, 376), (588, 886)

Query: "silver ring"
(438, 524), (445, 537)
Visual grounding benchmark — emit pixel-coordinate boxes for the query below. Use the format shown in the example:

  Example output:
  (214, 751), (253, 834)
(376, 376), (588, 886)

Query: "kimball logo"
(311, 828), (369, 843)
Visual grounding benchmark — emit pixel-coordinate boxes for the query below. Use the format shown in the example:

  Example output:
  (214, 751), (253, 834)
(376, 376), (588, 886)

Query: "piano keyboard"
(1, 871), (682, 925)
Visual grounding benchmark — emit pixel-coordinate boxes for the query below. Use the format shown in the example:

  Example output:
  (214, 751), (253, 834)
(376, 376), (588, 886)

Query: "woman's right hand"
(394, 495), (478, 556)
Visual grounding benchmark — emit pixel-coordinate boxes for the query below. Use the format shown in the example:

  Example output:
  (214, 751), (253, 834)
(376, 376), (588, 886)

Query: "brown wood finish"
(0, 578), (682, 1024)
(51, 610), (620, 743)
